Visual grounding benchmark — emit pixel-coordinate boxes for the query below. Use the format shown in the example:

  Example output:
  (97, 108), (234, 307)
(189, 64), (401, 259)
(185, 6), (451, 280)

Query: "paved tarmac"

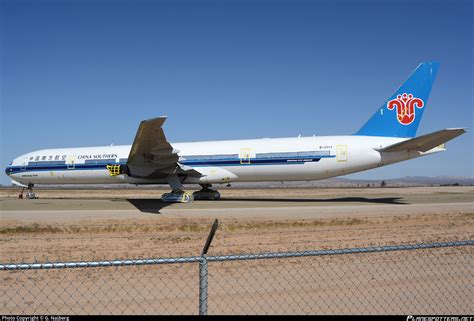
(1, 186), (472, 221)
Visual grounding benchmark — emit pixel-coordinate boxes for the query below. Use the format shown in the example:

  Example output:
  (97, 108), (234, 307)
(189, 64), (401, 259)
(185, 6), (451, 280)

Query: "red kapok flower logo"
(387, 93), (424, 125)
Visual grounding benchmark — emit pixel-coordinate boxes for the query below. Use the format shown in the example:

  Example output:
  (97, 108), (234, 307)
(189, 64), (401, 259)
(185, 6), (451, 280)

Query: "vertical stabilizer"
(354, 62), (439, 138)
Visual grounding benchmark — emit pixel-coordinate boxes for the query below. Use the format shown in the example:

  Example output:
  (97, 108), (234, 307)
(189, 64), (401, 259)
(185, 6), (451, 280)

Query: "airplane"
(5, 62), (466, 202)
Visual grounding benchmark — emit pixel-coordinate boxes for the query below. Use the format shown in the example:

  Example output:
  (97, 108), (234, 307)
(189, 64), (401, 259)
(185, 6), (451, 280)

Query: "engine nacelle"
(195, 167), (238, 184)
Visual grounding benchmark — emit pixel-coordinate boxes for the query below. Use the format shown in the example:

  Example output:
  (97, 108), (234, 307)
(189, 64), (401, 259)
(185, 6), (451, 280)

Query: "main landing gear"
(19, 184), (37, 199)
(160, 177), (221, 203)
(161, 175), (194, 203)
(161, 189), (194, 203)
(193, 184), (221, 200)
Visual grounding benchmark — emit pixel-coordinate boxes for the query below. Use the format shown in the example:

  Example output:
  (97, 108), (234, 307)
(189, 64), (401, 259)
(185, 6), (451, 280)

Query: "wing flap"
(126, 116), (201, 178)
(377, 128), (466, 153)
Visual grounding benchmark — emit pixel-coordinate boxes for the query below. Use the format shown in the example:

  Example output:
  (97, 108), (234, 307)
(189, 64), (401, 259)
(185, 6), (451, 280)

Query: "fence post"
(199, 255), (208, 315)
(198, 219), (218, 315)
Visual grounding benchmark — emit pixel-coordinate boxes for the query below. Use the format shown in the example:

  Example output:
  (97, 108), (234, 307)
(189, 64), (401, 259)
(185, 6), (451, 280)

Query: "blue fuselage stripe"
(6, 155), (335, 175)
(182, 157), (325, 166)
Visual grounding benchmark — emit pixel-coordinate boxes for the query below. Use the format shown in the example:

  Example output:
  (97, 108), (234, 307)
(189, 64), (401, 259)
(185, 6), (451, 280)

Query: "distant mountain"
(228, 176), (474, 188)
(386, 176), (474, 186)
(2, 176), (473, 189)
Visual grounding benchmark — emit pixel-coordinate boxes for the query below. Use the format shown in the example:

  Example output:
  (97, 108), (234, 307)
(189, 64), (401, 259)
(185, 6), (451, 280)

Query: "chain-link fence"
(1, 240), (472, 315)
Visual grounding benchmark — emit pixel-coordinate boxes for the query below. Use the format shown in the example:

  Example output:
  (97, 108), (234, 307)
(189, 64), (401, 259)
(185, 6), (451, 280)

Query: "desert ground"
(0, 186), (472, 261)
(1, 186), (472, 314)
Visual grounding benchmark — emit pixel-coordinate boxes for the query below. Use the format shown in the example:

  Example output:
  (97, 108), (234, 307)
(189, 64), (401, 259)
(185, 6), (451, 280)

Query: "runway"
(1, 200), (473, 220)
(1, 185), (472, 212)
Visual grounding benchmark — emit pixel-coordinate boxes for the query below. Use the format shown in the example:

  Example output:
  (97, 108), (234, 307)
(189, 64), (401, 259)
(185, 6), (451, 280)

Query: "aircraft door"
(240, 148), (251, 164)
(67, 156), (76, 169)
(337, 145), (348, 162)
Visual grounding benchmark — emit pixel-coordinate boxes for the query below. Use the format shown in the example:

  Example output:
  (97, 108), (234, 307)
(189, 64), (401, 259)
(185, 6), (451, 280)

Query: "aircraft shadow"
(127, 196), (407, 214)
(218, 197), (408, 205)
(126, 199), (172, 214)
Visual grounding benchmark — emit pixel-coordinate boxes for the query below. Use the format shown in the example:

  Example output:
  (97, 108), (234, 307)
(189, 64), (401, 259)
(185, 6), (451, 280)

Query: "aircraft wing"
(377, 128), (466, 153)
(126, 116), (201, 178)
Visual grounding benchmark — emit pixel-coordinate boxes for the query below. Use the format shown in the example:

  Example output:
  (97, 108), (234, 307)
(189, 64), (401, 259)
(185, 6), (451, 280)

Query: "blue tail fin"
(354, 62), (439, 138)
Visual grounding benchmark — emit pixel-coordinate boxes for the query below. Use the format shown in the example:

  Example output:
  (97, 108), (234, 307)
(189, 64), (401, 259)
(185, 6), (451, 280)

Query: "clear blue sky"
(1, 0), (472, 185)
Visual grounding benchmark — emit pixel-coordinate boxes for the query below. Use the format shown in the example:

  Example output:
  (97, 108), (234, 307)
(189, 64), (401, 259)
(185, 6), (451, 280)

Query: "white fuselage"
(5, 135), (442, 186)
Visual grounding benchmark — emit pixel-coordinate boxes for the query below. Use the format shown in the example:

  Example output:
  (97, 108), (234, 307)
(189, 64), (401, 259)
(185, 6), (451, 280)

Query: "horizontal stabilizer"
(377, 128), (466, 153)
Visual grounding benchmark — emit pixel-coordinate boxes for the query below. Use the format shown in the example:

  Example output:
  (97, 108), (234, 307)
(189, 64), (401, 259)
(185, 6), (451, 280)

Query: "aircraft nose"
(5, 161), (14, 176)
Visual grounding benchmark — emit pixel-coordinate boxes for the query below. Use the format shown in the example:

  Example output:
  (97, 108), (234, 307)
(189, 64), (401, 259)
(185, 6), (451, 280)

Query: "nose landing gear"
(19, 184), (37, 199)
